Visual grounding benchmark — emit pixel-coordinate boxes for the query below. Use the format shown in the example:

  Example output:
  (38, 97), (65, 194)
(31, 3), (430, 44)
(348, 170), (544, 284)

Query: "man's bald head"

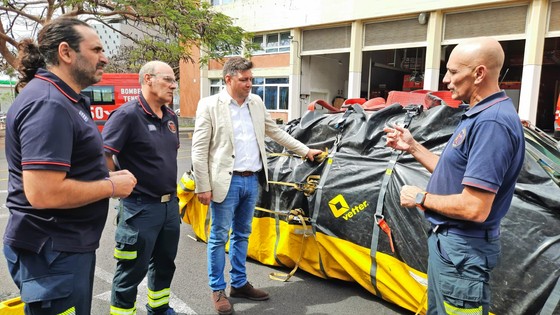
(443, 37), (505, 105)
(451, 37), (504, 80)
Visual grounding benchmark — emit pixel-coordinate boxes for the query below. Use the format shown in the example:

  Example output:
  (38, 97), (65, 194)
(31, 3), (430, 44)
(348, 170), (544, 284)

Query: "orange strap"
(377, 217), (395, 253)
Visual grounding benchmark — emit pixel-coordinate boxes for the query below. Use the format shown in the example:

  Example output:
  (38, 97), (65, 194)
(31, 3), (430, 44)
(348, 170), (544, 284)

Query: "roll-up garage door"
(302, 26), (351, 52)
(444, 5), (528, 41)
(549, 1), (560, 33)
(364, 18), (427, 47)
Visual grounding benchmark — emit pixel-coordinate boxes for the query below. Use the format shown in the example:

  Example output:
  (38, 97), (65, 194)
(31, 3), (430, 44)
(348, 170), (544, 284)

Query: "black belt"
(432, 224), (500, 239)
(125, 192), (175, 203)
(233, 171), (258, 177)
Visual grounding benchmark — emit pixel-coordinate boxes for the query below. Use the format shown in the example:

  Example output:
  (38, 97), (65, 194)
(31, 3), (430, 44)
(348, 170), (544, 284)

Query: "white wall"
(214, 0), (513, 32)
(302, 55), (348, 104)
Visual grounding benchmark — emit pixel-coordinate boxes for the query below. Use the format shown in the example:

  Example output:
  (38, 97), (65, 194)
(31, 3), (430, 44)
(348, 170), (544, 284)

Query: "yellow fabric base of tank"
(248, 215), (430, 314)
(0, 297), (24, 315)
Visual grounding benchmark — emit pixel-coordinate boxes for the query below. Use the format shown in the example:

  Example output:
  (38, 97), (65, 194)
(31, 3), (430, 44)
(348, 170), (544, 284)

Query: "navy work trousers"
(427, 229), (500, 315)
(111, 195), (180, 314)
(4, 242), (96, 315)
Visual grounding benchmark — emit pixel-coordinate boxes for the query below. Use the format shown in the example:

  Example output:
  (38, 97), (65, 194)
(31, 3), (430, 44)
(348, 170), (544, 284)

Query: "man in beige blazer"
(192, 57), (322, 315)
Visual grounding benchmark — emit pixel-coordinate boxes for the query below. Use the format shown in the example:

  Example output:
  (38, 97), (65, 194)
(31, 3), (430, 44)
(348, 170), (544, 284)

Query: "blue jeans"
(207, 174), (258, 291)
(427, 230), (500, 315)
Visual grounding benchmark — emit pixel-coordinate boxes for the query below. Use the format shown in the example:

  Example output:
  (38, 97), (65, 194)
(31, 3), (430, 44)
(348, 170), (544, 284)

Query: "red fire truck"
(81, 73), (140, 131)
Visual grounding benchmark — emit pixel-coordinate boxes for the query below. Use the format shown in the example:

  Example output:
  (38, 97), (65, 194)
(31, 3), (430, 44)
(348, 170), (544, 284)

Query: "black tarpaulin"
(259, 103), (560, 315)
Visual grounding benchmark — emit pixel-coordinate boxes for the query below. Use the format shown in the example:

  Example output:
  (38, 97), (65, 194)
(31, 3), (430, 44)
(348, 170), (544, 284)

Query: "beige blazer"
(191, 92), (309, 203)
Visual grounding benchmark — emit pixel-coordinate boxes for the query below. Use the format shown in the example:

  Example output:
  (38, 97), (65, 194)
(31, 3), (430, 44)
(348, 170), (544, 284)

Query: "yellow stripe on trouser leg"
(443, 301), (483, 315)
(110, 303), (137, 315)
(147, 287), (171, 308)
(114, 248), (137, 260)
(57, 306), (76, 315)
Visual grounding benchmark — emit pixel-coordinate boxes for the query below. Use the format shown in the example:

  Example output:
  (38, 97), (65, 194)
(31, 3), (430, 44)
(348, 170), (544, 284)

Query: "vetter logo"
(328, 194), (369, 221)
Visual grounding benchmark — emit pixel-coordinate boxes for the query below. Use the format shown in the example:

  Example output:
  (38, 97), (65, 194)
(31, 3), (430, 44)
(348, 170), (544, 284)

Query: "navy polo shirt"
(425, 91), (525, 229)
(102, 94), (179, 197)
(4, 68), (109, 253)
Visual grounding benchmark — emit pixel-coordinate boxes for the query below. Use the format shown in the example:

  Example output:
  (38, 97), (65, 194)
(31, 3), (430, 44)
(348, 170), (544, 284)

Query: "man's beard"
(72, 55), (104, 89)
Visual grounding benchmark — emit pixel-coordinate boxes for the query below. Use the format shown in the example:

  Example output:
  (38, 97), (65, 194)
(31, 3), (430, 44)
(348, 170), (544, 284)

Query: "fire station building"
(179, 0), (560, 132)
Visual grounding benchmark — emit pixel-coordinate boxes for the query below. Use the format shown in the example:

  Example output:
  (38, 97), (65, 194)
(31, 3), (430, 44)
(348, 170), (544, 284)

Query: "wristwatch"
(415, 191), (428, 211)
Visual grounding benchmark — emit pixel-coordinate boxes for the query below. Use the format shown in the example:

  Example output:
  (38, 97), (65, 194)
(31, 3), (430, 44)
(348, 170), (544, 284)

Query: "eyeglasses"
(149, 73), (178, 85)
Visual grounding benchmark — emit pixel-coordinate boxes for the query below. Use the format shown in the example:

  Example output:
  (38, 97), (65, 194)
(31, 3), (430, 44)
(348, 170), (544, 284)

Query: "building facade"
(180, 0), (560, 131)
(90, 21), (137, 57)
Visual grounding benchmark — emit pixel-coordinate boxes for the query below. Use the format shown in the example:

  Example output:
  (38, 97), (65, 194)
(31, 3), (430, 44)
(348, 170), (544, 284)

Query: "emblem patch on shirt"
(167, 121), (177, 133)
(78, 110), (89, 122)
(452, 128), (467, 147)
(148, 124), (157, 132)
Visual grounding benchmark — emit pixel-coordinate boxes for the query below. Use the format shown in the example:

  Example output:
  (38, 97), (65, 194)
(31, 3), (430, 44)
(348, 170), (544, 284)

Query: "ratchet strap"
(539, 275), (560, 315)
(268, 175), (321, 196)
(310, 106), (360, 279)
(254, 206), (314, 281)
(369, 104), (423, 298)
(268, 150), (329, 164)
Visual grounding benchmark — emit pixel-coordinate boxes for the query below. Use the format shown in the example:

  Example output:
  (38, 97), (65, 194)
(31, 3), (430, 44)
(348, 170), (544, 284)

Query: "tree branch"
(1, 0), (251, 72)
(0, 6), (44, 24)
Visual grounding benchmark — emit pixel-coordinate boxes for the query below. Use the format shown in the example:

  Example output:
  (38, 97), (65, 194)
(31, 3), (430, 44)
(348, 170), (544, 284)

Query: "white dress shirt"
(226, 92), (262, 172)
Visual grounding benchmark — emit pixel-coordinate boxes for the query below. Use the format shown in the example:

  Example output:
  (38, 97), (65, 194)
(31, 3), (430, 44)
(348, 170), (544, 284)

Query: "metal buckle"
(432, 225), (440, 233)
(160, 194), (171, 203)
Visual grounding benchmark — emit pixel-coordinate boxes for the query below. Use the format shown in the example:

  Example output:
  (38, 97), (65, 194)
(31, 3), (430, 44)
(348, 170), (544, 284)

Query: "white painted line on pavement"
(95, 266), (115, 283)
(94, 266), (197, 314)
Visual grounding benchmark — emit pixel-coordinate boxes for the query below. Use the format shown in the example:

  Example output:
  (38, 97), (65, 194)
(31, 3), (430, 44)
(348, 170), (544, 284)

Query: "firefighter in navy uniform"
(102, 61), (181, 315)
(385, 37), (525, 315)
(3, 17), (136, 315)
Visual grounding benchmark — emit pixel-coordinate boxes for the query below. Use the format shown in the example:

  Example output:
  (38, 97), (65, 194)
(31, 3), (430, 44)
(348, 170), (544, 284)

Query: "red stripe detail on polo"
(138, 96), (153, 116)
(104, 145), (120, 154)
(35, 75), (78, 103)
(22, 161), (71, 167)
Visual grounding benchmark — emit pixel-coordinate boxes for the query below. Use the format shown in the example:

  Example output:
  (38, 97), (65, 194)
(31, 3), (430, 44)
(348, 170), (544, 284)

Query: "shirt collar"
(220, 88), (249, 107)
(137, 93), (174, 120)
(34, 68), (84, 104)
(464, 91), (509, 117)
